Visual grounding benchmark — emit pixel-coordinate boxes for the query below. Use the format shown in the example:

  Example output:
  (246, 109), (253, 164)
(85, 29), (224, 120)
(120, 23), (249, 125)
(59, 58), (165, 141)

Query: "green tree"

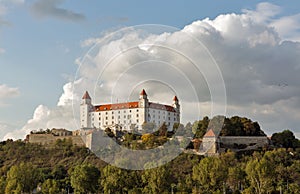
(271, 130), (300, 148)
(5, 162), (40, 194)
(0, 177), (6, 194)
(101, 165), (135, 194)
(141, 133), (155, 147)
(142, 165), (170, 194)
(193, 157), (227, 193)
(41, 179), (60, 194)
(245, 156), (275, 194)
(70, 164), (100, 194)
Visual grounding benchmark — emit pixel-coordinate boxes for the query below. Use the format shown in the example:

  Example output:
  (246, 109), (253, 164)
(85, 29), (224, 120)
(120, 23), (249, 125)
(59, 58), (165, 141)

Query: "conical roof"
(203, 129), (216, 137)
(140, 89), (147, 95)
(82, 91), (91, 99)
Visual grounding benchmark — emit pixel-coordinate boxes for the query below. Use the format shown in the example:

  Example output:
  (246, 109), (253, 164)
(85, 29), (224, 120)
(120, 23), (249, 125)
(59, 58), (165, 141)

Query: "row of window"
(94, 119), (140, 126)
(97, 109), (139, 115)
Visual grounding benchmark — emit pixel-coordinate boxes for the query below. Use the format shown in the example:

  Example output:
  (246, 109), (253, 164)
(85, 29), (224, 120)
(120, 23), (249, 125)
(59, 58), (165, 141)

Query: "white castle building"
(80, 89), (180, 131)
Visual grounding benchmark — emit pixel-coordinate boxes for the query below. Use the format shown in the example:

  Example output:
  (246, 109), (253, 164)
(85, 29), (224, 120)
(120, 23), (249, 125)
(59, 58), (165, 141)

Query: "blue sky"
(1, 0), (300, 139)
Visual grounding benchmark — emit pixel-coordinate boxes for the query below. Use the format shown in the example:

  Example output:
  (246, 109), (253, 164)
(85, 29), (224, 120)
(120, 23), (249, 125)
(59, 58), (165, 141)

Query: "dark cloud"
(31, 0), (85, 22)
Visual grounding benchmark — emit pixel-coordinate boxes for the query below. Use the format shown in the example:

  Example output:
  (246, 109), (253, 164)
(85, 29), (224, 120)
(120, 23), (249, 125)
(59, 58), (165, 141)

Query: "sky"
(1, 0), (300, 140)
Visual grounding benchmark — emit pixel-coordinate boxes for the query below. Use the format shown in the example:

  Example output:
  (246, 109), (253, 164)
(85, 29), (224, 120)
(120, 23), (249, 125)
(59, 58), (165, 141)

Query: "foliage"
(5, 162), (40, 194)
(41, 179), (60, 194)
(271, 129), (300, 148)
(0, 124), (299, 193)
(142, 165), (170, 194)
(70, 164), (100, 194)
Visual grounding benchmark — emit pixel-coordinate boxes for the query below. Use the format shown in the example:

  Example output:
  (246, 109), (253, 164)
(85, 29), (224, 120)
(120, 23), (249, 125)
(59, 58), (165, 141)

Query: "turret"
(80, 91), (93, 129)
(139, 89), (148, 108)
(173, 96), (180, 124)
(172, 96), (180, 112)
(81, 91), (92, 105)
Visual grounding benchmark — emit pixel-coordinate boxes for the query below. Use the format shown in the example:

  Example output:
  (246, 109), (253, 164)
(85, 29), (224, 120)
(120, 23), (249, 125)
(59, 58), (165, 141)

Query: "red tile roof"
(203, 129), (216, 137)
(149, 102), (176, 112)
(140, 89), (147, 95)
(94, 101), (176, 112)
(95, 102), (139, 111)
(82, 91), (91, 99)
(173, 96), (178, 101)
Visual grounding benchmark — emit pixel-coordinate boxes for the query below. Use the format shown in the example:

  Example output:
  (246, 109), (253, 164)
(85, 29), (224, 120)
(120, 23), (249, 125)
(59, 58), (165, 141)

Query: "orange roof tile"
(203, 129), (216, 137)
(95, 102), (139, 111)
(82, 91), (91, 99)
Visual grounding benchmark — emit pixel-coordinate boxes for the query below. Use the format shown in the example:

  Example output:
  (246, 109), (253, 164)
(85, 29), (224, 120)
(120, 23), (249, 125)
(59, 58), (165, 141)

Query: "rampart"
(28, 134), (85, 147)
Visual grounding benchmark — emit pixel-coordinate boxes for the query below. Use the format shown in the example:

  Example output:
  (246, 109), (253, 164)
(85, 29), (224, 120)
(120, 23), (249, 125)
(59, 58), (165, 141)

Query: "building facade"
(80, 89), (180, 131)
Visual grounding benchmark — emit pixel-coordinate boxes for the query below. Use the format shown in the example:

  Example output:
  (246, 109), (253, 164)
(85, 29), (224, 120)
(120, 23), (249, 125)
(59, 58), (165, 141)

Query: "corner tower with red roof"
(80, 91), (94, 129)
(80, 89), (180, 132)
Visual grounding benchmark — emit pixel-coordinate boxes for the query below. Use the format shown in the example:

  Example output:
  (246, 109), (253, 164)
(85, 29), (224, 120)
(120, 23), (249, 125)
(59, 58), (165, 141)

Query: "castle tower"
(80, 91), (93, 129)
(172, 96), (180, 123)
(172, 96), (180, 112)
(139, 89), (148, 108)
(139, 89), (149, 125)
(202, 129), (218, 156)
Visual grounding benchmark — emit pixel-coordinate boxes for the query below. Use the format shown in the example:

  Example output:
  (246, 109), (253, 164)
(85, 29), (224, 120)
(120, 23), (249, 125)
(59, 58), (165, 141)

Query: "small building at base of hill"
(199, 129), (270, 156)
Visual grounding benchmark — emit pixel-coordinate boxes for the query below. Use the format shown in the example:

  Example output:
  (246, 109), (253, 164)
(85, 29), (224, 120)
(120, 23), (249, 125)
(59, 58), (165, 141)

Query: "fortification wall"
(219, 136), (269, 146)
(28, 134), (85, 147)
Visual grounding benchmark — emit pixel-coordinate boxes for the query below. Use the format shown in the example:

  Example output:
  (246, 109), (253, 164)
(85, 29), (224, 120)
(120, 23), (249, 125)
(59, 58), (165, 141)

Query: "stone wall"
(28, 134), (85, 147)
(219, 136), (269, 146)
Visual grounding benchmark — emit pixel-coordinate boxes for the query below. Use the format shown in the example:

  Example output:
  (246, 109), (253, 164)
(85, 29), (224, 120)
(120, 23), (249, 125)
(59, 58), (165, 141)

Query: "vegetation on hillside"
(0, 116), (299, 194)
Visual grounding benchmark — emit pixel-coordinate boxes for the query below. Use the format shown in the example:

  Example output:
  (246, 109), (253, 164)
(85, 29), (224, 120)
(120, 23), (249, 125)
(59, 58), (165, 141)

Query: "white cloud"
(0, 84), (20, 106)
(30, 0), (85, 22)
(0, 122), (15, 140)
(3, 2), (300, 140)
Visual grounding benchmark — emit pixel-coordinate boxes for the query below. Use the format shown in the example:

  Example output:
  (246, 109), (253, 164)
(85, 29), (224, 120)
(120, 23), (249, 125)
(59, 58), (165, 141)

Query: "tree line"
(0, 116), (299, 194)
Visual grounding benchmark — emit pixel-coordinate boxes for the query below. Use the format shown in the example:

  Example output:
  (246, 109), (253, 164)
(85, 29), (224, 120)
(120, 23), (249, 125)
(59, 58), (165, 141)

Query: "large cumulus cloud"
(3, 2), (300, 140)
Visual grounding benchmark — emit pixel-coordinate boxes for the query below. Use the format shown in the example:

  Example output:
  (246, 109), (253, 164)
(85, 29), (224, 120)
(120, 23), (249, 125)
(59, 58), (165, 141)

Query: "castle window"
(137, 119), (139, 123)
(118, 116), (120, 119)
(124, 110), (126, 113)
(136, 114), (139, 117)
(129, 110), (132, 113)
(106, 117), (108, 120)
(106, 112), (108, 115)
(112, 112), (114, 114)
(136, 109), (139, 112)
(106, 122), (108, 125)
(124, 115), (126, 118)
(112, 121), (114, 124)
(168, 117), (170, 120)
(118, 111), (120, 113)
(112, 116), (114, 119)
(99, 113), (101, 115)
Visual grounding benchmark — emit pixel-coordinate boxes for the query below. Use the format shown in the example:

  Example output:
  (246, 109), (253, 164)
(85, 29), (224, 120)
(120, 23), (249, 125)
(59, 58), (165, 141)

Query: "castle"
(80, 89), (180, 132)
